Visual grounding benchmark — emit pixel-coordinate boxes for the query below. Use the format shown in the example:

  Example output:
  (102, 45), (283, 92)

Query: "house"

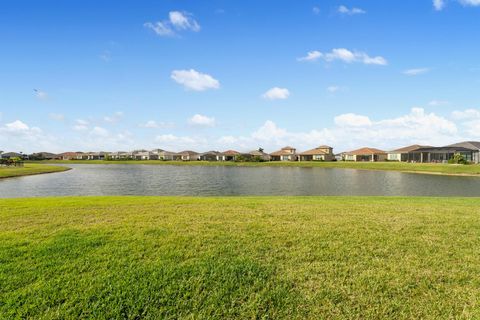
(87, 152), (108, 160)
(248, 150), (271, 161)
(344, 147), (387, 162)
(58, 152), (79, 160)
(108, 151), (133, 160)
(199, 151), (222, 161)
(220, 150), (241, 161)
(270, 146), (297, 161)
(178, 150), (199, 161)
(30, 152), (60, 160)
(132, 150), (155, 160)
(154, 150), (180, 161)
(387, 145), (431, 162)
(298, 145), (335, 161)
(408, 145), (477, 163)
(1, 152), (25, 159)
(445, 141), (480, 163)
(75, 152), (89, 160)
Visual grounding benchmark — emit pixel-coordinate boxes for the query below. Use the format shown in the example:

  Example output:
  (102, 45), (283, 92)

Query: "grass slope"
(0, 164), (69, 179)
(1, 196), (480, 319)
(39, 160), (480, 176)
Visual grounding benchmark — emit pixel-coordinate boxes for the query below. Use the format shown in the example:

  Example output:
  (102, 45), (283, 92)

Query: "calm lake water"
(1, 164), (480, 198)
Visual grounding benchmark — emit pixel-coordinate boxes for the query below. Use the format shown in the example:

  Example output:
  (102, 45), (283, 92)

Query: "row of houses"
(2, 141), (480, 163)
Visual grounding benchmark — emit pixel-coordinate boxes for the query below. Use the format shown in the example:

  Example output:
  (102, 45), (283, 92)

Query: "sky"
(1, 0), (480, 153)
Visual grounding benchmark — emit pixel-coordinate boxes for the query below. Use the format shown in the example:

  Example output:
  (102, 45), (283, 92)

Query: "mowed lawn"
(0, 164), (69, 179)
(39, 159), (480, 176)
(1, 197), (480, 319)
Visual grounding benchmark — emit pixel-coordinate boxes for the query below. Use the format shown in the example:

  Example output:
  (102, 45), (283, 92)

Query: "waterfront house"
(387, 145), (431, 162)
(270, 146), (297, 161)
(58, 152), (80, 160)
(155, 150), (180, 161)
(1, 152), (25, 159)
(178, 150), (199, 161)
(199, 151), (222, 161)
(30, 152), (60, 160)
(133, 150), (156, 160)
(408, 144), (478, 163)
(248, 150), (271, 161)
(344, 147), (387, 162)
(220, 150), (241, 161)
(445, 141), (480, 163)
(87, 152), (108, 160)
(298, 145), (335, 161)
(108, 151), (133, 160)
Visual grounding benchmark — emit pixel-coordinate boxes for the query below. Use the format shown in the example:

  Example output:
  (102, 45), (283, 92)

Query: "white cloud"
(188, 114), (216, 127)
(298, 48), (387, 65)
(312, 6), (320, 14)
(262, 87), (290, 100)
(433, 0), (446, 10)
(452, 108), (480, 137)
(334, 113), (372, 127)
(140, 120), (174, 129)
(34, 89), (48, 100)
(171, 69), (220, 91)
(104, 111), (124, 123)
(429, 100), (449, 106)
(403, 68), (430, 76)
(452, 108), (480, 120)
(338, 5), (366, 15)
(327, 86), (340, 93)
(49, 113), (65, 121)
(0, 120), (57, 152)
(91, 126), (109, 137)
(169, 11), (200, 32)
(144, 11), (200, 37)
(73, 119), (89, 131)
(460, 0), (480, 5)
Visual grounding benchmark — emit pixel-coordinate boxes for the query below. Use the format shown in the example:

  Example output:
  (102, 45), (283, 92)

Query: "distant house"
(75, 152), (88, 160)
(133, 150), (155, 160)
(270, 146), (297, 161)
(87, 152), (108, 160)
(445, 141), (480, 163)
(1, 152), (25, 159)
(154, 150), (180, 161)
(58, 152), (79, 160)
(387, 145), (431, 162)
(30, 152), (60, 160)
(248, 150), (271, 161)
(298, 145), (335, 161)
(220, 150), (241, 161)
(178, 150), (199, 161)
(199, 151), (222, 161)
(108, 151), (133, 160)
(408, 144), (478, 163)
(344, 147), (387, 162)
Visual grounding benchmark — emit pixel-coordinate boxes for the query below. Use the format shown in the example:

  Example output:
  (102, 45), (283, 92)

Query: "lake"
(1, 164), (480, 198)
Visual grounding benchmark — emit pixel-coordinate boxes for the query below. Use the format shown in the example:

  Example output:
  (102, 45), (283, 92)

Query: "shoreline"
(28, 160), (480, 177)
(0, 164), (71, 179)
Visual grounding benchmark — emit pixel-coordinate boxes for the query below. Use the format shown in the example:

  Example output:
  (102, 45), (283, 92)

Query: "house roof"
(249, 150), (270, 156)
(200, 151), (221, 156)
(299, 146), (333, 156)
(445, 141), (480, 150)
(222, 150), (240, 155)
(389, 144), (431, 153)
(270, 146), (297, 156)
(178, 150), (199, 156)
(58, 152), (78, 157)
(413, 146), (475, 153)
(345, 147), (386, 155)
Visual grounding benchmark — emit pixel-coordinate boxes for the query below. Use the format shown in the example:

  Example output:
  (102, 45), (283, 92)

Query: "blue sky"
(1, 0), (480, 153)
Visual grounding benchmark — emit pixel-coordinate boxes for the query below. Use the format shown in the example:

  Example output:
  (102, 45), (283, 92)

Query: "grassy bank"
(0, 163), (69, 179)
(37, 159), (480, 176)
(1, 196), (479, 319)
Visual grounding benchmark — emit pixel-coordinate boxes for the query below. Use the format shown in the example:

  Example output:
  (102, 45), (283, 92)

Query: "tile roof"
(345, 147), (386, 155)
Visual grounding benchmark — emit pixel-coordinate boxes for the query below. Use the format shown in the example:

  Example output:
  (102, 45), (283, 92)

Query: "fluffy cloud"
(171, 69), (220, 91)
(73, 119), (89, 131)
(429, 100), (449, 106)
(334, 113), (372, 127)
(0, 120), (57, 152)
(104, 111), (124, 123)
(144, 11), (200, 37)
(262, 87), (290, 100)
(188, 114), (216, 127)
(338, 5), (366, 15)
(140, 120), (174, 129)
(91, 126), (109, 137)
(452, 108), (480, 137)
(403, 68), (430, 76)
(434, 0), (480, 10)
(49, 113), (65, 121)
(298, 48), (387, 66)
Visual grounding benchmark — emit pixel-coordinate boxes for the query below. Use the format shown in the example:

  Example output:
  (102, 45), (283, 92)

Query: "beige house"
(270, 146), (297, 161)
(387, 145), (430, 162)
(220, 150), (241, 161)
(298, 145), (334, 161)
(344, 147), (387, 162)
(178, 150), (199, 161)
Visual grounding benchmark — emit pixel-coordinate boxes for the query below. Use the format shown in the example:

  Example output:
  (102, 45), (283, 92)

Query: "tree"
(449, 153), (467, 164)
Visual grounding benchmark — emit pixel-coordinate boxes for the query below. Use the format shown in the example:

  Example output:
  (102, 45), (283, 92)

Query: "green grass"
(0, 164), (69, 179)
(36, 159), (480, 176)
(1, 196), (480, 319)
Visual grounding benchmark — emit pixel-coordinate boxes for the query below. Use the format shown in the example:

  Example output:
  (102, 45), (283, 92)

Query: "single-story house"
(1, 152), (26, 159)
(220, 150), (241, 161)
(87, 152), (108, 160)
(298, 145), (335, 161)
(408, 145), (477, 163)
(344, 147), (387, 162)
(58, 152), (80, 160)
(30, 152), (60, 160)
(154, 150), (180, 161)
(445, 141), (480, 163)
(248, 150), (271, 161)
(108, 151), (133, 160)
(178, 150), (199, 161)
(387, 145), (431, 162)
(199, 151), (222, 161)
(132, 150), (157, 160)
(270, 146), (297, 161)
